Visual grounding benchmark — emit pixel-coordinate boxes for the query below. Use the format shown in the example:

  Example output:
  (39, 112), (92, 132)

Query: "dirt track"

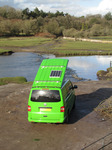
(0, 80), (112, 150)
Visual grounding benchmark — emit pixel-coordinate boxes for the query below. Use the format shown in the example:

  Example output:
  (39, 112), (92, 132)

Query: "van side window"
(65, 82), (73, 98)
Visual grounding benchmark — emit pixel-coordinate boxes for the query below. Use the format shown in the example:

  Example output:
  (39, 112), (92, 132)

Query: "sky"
(0, 0), (112, 16)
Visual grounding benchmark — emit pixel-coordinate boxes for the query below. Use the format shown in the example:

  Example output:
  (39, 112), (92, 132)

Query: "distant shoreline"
(1, 36), (112, 56)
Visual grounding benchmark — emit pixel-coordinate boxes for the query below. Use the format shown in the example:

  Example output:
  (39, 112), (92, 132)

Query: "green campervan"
(28, 59), (77, 123)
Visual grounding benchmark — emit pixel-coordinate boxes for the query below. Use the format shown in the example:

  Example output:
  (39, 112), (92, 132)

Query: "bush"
(97, 70), (107, 79)
(90, 24), (103, 36)
(97, 68), (112, 80)
(0, 19), (22, 36)
(45, 20), (62, 37)
(107, 67), (112, 72)
(63, 28), (77, 37)
(74, 31), (85, 38)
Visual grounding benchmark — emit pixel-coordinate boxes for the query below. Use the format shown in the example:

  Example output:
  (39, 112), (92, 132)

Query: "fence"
(110, 61), (112, 72)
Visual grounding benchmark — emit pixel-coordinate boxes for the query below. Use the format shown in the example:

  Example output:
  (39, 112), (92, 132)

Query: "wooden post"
(110, 61), (112, 72)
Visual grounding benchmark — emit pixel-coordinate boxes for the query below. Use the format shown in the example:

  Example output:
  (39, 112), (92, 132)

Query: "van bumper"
(28, 118), (64, 123)
(28, 112), (64, 123)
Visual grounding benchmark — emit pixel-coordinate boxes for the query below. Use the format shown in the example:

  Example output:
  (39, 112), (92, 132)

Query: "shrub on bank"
(97, 67), (112, 80)
(97, 70), (107, 77)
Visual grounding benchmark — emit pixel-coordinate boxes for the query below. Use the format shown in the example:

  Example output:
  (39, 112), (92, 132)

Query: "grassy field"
(58, 40), (112, 50)
(52, 39), (112, 56)
(0, 77), (27, 85)
(0, 36), (112, 56)
(0, 37), (53, 47)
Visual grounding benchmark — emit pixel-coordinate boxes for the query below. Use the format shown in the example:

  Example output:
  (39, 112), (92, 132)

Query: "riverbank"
(0, 76), (27, 85)
(97, 67), (112, 81)
(0, 80), (112, 150)
(0, 49), (14, 55)
(1, 37), (112, 56)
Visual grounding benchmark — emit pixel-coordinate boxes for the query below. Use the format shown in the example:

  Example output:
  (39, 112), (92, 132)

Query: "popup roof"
(32, 58), (68, 88)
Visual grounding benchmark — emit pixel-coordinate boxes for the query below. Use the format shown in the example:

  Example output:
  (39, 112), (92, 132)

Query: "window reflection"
(31, 90), (60, 102)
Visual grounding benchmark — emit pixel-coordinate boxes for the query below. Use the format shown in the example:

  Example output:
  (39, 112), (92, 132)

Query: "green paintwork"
(28, 58), (76, 123)
(32, 59), (68, 88)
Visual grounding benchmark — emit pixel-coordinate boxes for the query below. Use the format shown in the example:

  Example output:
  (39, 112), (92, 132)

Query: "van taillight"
(28, 105), (31, 111)
(61, 106), (65, 112)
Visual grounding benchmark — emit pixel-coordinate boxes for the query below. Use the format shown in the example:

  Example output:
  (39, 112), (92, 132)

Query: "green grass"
(52, 39), (112, 56)
(0, 48), (13, 55)
(0, 37), (53, 47)
(0, 37), (112, 56)
(0, 49), (11, 53)
(53, 39), (112, 50)
(0, 77), (27, 85)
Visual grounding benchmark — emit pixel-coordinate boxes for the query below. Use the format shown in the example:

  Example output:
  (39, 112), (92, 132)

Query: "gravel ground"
(0, 80), (112, 150)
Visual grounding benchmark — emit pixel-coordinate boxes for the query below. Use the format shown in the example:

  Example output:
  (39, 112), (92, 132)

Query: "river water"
(0, 52), (112, 81)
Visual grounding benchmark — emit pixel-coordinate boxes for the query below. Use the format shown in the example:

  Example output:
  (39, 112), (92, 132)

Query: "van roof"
(32, 58), (68, 88)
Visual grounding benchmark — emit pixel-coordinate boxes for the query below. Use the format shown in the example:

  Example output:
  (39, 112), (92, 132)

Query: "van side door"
(65, 81), (75, 113)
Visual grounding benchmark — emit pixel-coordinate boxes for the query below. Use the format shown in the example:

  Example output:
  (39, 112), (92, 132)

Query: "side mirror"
(69, 85), (78, 90)
(73, 85), (78, 89)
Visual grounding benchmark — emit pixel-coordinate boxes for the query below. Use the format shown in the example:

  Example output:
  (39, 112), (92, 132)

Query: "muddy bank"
(0, 50), (14, 55)
(0, 80), (112, 150)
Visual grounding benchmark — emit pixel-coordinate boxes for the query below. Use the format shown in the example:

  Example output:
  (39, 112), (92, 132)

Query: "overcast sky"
(0, 0), (112, 16)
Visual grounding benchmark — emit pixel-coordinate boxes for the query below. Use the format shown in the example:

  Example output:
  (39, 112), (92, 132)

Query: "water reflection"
(61, 56), (112, 80)
(96, 56), (112, 65)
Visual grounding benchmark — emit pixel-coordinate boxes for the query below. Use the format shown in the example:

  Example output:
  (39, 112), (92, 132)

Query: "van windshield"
(31, 90), (60, 102)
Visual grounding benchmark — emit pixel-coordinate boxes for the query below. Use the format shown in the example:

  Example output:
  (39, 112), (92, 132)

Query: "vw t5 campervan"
(28, 59), (77, 123)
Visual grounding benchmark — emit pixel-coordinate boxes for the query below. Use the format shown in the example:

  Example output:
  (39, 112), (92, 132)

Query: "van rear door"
(28, 89), (64, 123)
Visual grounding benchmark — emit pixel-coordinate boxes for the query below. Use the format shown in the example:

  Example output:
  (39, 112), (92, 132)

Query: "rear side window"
(65, 81), (73, 97)
(31, 90), (60, 102)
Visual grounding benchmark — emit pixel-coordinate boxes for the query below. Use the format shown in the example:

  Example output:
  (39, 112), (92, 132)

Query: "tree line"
(0, 5), (112, 37)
